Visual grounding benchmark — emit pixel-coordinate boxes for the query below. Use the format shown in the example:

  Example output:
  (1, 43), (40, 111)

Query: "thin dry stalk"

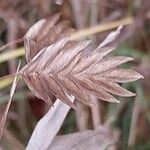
(70, 17), (133, 40)
(128, 91), (141, 147)
(90, 0), (102, 128)
(75, 101), (91, 131)
(0, 38), (23, 52)
(7, 19), (18, 73)
(0, 61), (21, 139)
(91, 99), (101, 129)
(90, 0), (99, 44)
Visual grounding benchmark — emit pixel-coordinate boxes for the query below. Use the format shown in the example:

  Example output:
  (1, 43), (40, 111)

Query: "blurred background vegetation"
(0, 0), (150, 149)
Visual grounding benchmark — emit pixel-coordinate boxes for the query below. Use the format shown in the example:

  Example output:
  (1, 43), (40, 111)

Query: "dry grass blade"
(70, 17), (133, 40)
(0, 38), (23, 52)
(26, 95), (75, 150)
(0, 60), (21, 139)
(0, 77), (13, 90)
(49, 126), (119, 150)
(0, 48), (24, 64)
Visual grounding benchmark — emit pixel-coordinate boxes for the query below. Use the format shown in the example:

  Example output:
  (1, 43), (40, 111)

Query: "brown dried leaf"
(26, 96), (75, 150)
(49, 126), (119, 150)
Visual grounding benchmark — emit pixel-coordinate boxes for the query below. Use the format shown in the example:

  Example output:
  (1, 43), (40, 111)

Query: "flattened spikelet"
(21, 14), (143, 108)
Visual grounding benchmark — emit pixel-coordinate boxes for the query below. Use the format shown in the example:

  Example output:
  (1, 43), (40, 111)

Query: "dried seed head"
(21, 14), (143, 108)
